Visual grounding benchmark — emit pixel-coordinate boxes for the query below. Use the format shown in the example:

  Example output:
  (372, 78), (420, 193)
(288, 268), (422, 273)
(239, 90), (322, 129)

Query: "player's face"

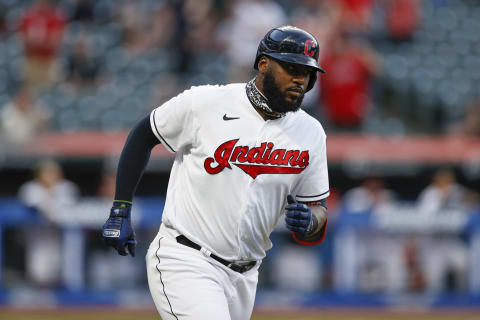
(263, 59), (311, 113)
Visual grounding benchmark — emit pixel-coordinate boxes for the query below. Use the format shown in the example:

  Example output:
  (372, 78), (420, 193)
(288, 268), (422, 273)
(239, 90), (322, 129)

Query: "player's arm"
(114, 115), (160, 202)
(102, 115), (160, 256)
(285, 196), (329, 246)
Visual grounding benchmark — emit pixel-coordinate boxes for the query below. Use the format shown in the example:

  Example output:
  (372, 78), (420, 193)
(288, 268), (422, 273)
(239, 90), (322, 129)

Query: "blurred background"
(0, 0), (480, 317)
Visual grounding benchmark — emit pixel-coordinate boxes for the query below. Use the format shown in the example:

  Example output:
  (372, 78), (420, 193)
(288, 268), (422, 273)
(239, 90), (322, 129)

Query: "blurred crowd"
(0, 0), (479, 146)
(337, 169), (479, 293)
(8, 158), (146, 291)
(271, 167), (479, 295)
(1, 0), (480, 300)
(4, 158), (478, 295)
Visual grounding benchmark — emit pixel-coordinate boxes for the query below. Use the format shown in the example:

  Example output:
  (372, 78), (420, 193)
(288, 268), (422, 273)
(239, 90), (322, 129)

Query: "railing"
(1, 197), (480, 307)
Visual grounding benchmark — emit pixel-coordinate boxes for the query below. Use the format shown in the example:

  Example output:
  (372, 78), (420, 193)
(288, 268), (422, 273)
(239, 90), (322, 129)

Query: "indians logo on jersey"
(204, 139), (309, 179)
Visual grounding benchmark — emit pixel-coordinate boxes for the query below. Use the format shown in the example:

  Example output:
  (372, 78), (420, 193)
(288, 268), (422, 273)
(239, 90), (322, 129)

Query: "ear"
(257, 56), (270, 73)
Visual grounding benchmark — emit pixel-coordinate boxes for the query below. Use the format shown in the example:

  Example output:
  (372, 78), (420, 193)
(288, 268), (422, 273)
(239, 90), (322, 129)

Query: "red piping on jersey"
(292, 217), (328, 246)
(234, 163), (304, 179)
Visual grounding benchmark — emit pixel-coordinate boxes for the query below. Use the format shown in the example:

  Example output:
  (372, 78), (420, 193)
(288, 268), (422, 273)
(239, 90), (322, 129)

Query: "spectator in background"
(217, 0), (287, 82)
(166, 0), (222, 76)
(0, 86), (51, 145)
(0, 2), (7, 39)
(66, 0), (94, 24)
(417, 168), (478, 292)
(318, 31), (381, 131)
(385, 0), (421, 43)
(403, 237), (426, 292)
(18, 0), (66, 92)
(336, 0), (375, 34)
(64, 34), (102, 91)
(118, 0), (152, 58)
(448, 99), (480, 138)
(97, 171), (116, 199)
(342, 177), (396, 214)
(18, 160), (79, 288)
(417, 168), (478, 215)
(288, 0), (342, 113)
(342, 177), (401, 293)
(182, 0), (222, 63)
(289, 0), (341, 54)
(270, 235), (323, 293)
(118, 0), (174, 60)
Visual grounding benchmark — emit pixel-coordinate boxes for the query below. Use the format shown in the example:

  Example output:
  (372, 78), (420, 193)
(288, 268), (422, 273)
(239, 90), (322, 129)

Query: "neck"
(245, 77), (285, 120)
(253, 77), (268, 120)
(254, 75), (265, 96)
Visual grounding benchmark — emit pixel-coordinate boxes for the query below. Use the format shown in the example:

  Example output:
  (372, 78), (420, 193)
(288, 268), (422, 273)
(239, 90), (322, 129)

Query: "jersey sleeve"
(150, 88), (197, 153)
(295, 133), (330, 203)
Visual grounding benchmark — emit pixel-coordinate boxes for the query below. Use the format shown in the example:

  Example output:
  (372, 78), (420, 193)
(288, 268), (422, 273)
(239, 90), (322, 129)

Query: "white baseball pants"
(146, 225), (259, 320)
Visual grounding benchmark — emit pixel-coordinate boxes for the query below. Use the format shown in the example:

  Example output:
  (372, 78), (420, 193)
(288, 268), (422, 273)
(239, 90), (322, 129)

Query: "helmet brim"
(267, 52), (326, 73)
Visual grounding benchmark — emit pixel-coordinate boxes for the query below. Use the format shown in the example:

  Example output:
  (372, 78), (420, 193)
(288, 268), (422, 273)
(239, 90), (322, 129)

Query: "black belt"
(176, 235), (256, 274)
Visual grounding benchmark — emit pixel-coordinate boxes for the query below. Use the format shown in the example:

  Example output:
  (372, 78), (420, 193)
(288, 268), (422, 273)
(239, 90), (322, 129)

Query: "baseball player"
(102, 26), (330, 320)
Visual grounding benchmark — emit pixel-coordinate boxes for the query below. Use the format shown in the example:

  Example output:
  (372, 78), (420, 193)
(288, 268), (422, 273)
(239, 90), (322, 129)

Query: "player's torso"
(164, 84), (316, 261)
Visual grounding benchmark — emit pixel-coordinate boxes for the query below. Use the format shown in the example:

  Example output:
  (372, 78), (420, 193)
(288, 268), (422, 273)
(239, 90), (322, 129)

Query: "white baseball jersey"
(150, 83), (329, 262)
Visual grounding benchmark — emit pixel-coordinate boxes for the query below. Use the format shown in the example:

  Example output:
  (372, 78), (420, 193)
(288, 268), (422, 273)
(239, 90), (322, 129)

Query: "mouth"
(287, 87), (304, 94)
(286, 88), (303, 98)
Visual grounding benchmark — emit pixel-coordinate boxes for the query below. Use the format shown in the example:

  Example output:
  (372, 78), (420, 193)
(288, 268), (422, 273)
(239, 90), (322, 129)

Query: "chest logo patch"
(204, 139), (309, 179)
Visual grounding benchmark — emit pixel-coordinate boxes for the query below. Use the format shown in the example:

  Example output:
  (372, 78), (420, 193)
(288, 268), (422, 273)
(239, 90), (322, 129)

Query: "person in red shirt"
(336, 0), (375, 33)
(18, 0), (66, 92)
(386, 0), (421, 42)
(318, 32), (381, 130)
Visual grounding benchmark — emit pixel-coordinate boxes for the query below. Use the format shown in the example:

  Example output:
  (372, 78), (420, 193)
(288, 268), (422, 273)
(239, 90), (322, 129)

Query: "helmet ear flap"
(307, 71), (317, 92)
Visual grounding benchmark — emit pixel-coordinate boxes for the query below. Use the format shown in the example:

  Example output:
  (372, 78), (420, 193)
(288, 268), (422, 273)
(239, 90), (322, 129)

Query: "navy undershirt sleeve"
(114, 115), (160, 202)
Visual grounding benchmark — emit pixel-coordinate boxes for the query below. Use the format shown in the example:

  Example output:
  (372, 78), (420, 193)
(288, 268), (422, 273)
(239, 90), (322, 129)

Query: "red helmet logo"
(304, 40), (316, 57)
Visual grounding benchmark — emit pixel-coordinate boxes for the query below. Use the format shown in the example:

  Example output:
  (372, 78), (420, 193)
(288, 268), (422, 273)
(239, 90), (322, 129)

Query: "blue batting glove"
(285, 195), (316, 236)
(102, 201), (137, 257)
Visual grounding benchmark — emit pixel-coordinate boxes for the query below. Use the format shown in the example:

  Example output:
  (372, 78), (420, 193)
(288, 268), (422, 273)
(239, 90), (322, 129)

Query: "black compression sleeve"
(114, 115), (160, 202)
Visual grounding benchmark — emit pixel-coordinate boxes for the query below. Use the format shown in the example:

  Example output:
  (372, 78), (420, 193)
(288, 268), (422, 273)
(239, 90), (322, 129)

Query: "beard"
(262, 69), (305, 113)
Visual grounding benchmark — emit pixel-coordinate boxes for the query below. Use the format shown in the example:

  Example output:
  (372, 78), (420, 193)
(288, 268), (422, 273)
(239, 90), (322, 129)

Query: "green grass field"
(1, 308), (479, 320)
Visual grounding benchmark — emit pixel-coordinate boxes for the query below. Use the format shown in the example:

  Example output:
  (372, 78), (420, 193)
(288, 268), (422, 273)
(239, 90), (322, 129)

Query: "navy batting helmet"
(254, 26), (325, 92)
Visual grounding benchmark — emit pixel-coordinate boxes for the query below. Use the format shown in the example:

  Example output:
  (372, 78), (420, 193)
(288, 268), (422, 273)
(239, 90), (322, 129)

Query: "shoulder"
(18, 181), (42, 198)
(188, 83), (245, 97)
(56, 180), (80, 196)
(289, 109), (327, 140)
(418, 186), (437, 198)
(19, 181), (36, 191)
(60, 180), (79, 190)
(177, 83), (245, 111)
(155, 84), (225, 108)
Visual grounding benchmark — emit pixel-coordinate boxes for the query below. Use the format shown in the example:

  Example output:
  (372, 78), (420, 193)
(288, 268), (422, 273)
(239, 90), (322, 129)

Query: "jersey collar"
(245, 77), (285, 120)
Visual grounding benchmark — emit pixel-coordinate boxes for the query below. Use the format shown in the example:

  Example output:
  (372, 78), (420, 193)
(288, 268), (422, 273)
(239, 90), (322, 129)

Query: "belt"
(176, 235), (256, 274)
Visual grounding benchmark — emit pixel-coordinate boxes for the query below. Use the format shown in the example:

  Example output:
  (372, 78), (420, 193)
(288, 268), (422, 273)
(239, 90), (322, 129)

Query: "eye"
(279, 61), (310, 76)
(293, 66), (310, 76)
(301, 68), (311, 76)
(283, 63), (298, 73)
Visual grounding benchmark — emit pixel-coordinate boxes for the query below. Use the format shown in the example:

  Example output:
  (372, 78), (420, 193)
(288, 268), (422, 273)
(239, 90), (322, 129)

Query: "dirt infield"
(0, 307), (479, 320)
